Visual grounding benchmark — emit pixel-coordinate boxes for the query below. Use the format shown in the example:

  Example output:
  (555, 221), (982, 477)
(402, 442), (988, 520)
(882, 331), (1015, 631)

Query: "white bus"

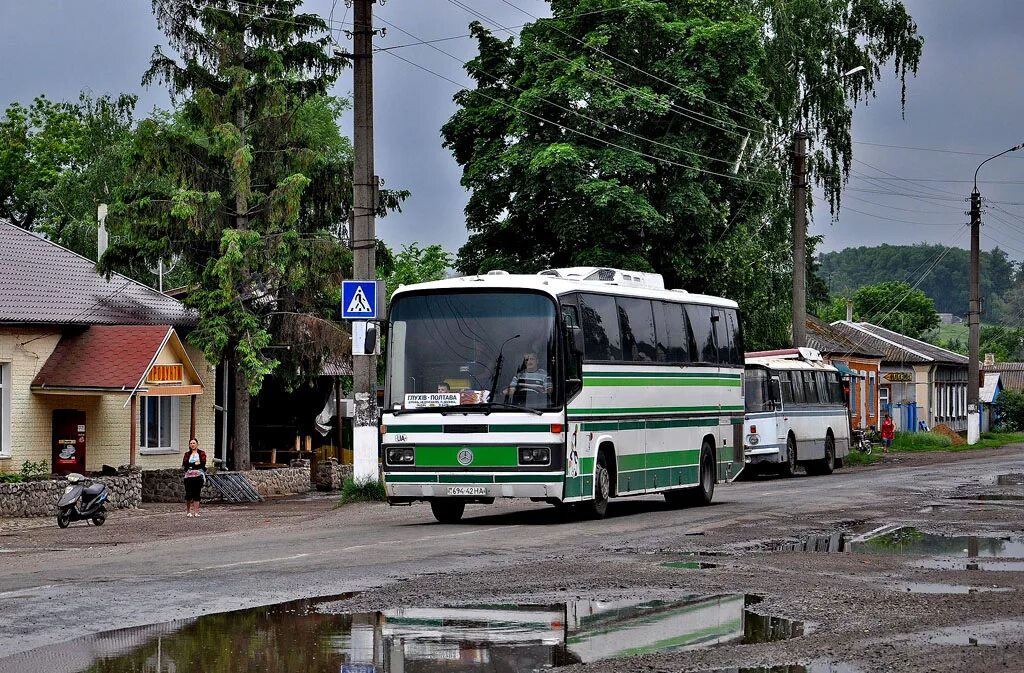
(742, 348), (851, 476)
(381, 267), (746, 522)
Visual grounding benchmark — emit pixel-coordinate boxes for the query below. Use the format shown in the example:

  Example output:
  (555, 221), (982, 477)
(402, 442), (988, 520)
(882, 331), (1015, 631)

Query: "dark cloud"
(3, 1), (1022, 262)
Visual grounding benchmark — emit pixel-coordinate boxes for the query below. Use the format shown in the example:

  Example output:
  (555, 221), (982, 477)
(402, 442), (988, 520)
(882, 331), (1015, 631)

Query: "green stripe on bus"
(585, 371), (741, 379)
(498, 424), (552, 433)
(386, 474), (438, 483)
(586, 378), (740, 387)
(570, 405), (744, 416)
(387, 474), (558, 484)
(416, 445), (518, 467)
(386, 425), (443, 433)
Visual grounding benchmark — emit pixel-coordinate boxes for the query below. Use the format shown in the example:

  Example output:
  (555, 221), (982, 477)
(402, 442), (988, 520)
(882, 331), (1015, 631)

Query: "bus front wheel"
(430, 499), (466, 524)
(782, 435), (798, 477)
(588, 454), (611, 519)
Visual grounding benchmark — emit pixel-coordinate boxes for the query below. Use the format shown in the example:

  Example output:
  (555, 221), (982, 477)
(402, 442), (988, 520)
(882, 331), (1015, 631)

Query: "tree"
(821, 281), (939, 338)
(382, 243), (453, 291)
(0, 93), (137, 258)
(442, 0), (923, 349)
(993, 389), (1024, 433)
(102, 1), (406, 469)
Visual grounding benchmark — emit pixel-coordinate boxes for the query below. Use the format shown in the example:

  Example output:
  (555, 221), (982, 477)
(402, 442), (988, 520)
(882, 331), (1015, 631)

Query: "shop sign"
(884, 372), (913, 382)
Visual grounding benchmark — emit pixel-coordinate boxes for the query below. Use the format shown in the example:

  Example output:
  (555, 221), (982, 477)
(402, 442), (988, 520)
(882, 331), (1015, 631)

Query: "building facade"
(830, 321), (970, 433)
(806, 317), (884, 431)
(0, 222), (215, 474)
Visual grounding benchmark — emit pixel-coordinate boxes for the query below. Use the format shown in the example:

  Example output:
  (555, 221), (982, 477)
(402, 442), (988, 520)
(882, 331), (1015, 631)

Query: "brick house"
(0, 221), (216, 474)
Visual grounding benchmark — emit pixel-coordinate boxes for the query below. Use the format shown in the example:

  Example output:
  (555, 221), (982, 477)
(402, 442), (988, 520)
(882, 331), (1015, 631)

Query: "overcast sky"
(2, 0), (1023, 262)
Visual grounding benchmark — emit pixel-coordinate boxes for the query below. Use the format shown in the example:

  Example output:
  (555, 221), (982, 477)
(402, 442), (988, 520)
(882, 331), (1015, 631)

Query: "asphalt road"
(2, 446), (1023, 671)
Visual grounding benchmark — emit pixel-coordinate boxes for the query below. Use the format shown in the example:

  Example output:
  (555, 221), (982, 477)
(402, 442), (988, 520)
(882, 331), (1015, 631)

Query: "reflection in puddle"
(764, 528), (1024, 559)
(661, 561), (719, 569)
(957, 494), (1024, 502)
(995, 473), (1024, 486)
(0, 594), (805, 673)
(706, 664), (862, 673)
(893, 583), (1013, 594)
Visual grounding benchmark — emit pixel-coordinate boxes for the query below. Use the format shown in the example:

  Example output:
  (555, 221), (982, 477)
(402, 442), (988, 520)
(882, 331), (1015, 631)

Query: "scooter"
(56, 473), (109, 528)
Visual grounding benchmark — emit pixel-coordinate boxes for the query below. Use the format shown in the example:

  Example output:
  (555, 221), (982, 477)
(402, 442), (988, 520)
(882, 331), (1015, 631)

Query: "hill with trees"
(817, 244), (1018, 321)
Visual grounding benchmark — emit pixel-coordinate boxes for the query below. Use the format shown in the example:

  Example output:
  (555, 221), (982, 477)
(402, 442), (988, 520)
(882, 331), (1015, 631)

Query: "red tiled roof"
(32, 325), (172, 391)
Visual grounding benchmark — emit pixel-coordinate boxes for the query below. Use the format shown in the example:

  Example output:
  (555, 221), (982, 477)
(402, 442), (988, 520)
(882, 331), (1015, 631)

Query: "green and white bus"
(381, 267), (746, 522)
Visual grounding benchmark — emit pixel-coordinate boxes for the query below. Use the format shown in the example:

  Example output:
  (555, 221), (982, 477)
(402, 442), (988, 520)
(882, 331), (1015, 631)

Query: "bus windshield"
(744, 368), (774, 412)
(386, 291), (559, 412)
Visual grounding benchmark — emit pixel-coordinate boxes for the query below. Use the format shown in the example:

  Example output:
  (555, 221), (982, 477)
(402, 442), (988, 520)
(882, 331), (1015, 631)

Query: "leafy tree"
(442, 0), (923, 349)
(382, 243), (453, 291)
(820, 281), (939, 338)
(993, 389), (1024, 433)
(102, 1), (406, 469)
(0, 93), (137, 258)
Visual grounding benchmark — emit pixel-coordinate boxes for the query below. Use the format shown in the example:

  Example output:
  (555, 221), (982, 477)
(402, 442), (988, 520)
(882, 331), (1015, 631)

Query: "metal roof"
(0, 220), (196, 326)
(985, 362), (1024, 392)
(805, 316), (884, 358)
(829, 321), (969, 366)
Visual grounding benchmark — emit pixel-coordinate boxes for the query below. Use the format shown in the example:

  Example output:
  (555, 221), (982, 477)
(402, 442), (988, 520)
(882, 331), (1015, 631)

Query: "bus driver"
(504, 351), (553, 400)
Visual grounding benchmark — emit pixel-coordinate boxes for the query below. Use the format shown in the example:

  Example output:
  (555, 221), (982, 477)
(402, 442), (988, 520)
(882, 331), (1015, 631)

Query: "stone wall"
(141, 465), (313, 502)
(316, 458), (353, 491)
(0, 467), (141, 518)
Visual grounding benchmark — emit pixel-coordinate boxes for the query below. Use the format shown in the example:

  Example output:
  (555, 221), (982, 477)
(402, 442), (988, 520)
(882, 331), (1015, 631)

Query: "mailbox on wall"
(52, 409), (86, 475)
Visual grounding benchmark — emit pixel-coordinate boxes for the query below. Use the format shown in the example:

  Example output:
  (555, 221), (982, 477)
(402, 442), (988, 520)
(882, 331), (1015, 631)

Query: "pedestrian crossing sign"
(342, 280), (380, 319)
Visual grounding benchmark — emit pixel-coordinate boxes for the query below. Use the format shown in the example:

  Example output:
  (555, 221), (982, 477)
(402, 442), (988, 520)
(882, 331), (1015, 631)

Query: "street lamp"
(791, 65), (866, 347)
(967, 143), (1024, 444)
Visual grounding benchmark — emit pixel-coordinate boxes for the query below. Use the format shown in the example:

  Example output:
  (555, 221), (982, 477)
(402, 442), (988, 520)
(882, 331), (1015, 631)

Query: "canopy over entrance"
(32, 325), (205, 464)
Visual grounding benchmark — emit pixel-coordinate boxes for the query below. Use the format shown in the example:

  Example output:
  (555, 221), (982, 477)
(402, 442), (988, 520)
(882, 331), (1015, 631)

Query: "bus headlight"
(746, 434), (760, 446)
(386, 447), (415, 464)
(518, 447), (550, 465)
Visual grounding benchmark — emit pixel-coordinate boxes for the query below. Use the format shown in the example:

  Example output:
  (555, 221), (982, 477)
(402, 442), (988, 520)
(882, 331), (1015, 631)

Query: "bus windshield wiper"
(437, 402), (543, 416)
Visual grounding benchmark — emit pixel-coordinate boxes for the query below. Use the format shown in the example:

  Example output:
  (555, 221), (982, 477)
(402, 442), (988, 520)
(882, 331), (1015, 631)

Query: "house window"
(138, 396), (179, 454)
(0, 363), (10, 457)
(868, 372), (876, 418)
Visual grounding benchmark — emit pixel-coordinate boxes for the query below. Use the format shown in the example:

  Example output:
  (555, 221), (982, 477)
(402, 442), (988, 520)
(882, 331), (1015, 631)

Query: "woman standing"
(881, 414), (896, 455)
(182, 438), (207, 517)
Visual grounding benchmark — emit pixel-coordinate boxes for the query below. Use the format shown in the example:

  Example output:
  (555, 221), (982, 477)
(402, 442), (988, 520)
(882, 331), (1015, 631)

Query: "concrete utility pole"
(969, 142), (1024, 445)
(351, 0), (379, 482)
(791, 130), (808, 348)
(967, 188), (981, 445)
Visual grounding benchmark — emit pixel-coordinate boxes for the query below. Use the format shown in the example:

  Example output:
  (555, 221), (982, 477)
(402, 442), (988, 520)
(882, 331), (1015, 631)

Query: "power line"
(852, 158), (961, 197)
(374, 14), (741, 169)
(443, 0), (756, 138)
(841, 205), (964, 226)
(379, 48), (777, 186)
(854, 140), (1024, 159)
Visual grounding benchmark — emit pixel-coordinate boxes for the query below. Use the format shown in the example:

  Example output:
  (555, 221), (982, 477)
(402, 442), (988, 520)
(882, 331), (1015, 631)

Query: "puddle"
(765, 528), (1024, 559)
(893, 583), (1013, 594)
(995, 473), (1024, 486)
(923, 629), (1001, 645)
(0, 594), (805, 672)
(705, 664), (862, 673)
(662, 561), (719, 569)
(955, 494), (1024, 502)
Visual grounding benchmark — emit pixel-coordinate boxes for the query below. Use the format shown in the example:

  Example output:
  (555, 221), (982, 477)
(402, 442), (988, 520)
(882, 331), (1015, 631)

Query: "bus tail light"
(550, 423), (563, 434)
(749, 425), (757, 434)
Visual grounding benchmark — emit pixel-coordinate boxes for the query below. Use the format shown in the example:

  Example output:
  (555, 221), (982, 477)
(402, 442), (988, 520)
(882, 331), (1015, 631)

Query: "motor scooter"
(56, 473), (109, 528)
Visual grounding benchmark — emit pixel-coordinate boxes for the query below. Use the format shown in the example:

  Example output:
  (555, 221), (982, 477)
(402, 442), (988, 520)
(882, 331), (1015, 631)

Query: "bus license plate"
(447, 486), (486, 496)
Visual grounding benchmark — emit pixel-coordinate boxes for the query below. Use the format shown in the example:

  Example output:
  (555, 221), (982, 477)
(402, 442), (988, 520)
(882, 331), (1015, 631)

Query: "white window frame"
(138, 395), (180, 455)
(0, 362), (10, 458)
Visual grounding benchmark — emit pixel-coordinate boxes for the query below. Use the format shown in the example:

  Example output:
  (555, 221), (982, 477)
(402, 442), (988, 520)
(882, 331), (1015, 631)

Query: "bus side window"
(580, 293), (622, 361)
(686, 304), (717, 364)
(779, 371), (795, 404)
(617, 297), (656, 362)
(653, 301), (691, 363)
(726, 309), (743, 365)
(829, 372), (844, 404)
(789, 371), (807, 404)
(805, 371), (820, 404)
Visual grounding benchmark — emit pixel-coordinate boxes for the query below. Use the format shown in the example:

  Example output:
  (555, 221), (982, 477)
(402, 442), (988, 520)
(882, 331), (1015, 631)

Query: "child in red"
(881, 414), (896, 454)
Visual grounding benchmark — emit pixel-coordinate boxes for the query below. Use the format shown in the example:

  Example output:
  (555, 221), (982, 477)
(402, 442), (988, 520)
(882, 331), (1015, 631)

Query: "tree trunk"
(233, 362), (252, 471)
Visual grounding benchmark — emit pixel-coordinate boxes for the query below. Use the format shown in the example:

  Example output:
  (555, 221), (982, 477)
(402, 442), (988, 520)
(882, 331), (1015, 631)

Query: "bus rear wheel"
(430, 499), (465, 524)
(808, 434), (836, 476)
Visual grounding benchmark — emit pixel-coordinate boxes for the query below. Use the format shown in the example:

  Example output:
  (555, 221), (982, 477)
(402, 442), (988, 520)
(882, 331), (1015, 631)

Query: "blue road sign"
(342, 280), (379, 319)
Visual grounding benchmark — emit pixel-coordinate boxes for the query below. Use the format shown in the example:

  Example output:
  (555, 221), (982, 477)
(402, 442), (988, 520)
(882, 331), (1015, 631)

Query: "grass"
(336, 477), (387, 506)
(845, 430), (1024, 465)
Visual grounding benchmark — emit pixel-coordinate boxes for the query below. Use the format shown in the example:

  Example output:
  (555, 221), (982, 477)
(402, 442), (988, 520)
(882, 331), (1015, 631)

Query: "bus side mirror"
(364, 325), (378, 355)
(770, 379), (782, 403)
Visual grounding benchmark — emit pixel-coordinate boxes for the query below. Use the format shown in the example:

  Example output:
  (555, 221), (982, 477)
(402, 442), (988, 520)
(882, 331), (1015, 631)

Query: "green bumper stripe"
(385, 424), (553, 434)
(386, 473), (559, 484)
(416, 445), (518, 467)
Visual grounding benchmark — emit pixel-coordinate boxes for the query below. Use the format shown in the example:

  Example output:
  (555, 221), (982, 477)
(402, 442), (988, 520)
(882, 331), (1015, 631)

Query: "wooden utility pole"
(967, 188), (981, 444)
(791, 130), (808, 348)
(351, 0), (379, 482)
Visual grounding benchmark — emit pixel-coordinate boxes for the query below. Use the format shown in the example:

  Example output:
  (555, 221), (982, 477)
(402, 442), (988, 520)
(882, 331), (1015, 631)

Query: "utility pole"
(791, 130), (808, 348)
(351, 0), (379, 482)
(967, 188), (981, 444)
(968, 142), (1024, 444)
